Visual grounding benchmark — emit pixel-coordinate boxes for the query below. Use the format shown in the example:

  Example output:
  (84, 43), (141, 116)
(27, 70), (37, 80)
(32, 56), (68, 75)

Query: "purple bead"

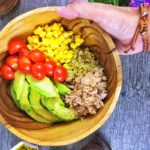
(129, 0), (150, 7)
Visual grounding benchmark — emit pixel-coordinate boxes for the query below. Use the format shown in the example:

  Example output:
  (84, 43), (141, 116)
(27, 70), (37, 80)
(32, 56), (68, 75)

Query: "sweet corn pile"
(27, 23), (84, 66)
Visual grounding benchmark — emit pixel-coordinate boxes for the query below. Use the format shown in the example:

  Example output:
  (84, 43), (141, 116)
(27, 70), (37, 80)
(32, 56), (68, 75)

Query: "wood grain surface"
(0, 0), (150, 150)
(0, 0), (19, 16)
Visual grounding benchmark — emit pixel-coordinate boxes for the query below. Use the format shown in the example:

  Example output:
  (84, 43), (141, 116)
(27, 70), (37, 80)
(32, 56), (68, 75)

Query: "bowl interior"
(0, 7), (122, 146)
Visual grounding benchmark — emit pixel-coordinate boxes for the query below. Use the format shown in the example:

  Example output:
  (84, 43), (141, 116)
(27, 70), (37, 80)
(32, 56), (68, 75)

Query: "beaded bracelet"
(125, 3), (149, 53)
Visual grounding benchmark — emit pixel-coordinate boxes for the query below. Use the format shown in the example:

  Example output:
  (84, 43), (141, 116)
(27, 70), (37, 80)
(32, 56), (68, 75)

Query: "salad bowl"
(0, 7), (122, 146)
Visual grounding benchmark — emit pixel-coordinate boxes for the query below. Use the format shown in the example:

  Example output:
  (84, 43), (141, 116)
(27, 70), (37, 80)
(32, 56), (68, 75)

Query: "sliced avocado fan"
(26, 75), (64, 106)
(29, 88), (60, 123)
(12, 71), (25, 107)
(10, 83), (20, 108)
(53, 80), (71, 96)
(26, 74), (59, 97)
(10, 72), (78, 123)
(41, 98), (79, 121)
(19, 80), (53, 124)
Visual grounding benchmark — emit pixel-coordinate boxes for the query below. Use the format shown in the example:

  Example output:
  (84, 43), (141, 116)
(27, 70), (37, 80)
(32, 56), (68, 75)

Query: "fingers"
(56, 1), (109, 20)
(56, 1), (142, 55)
(56, 1), (135, 40)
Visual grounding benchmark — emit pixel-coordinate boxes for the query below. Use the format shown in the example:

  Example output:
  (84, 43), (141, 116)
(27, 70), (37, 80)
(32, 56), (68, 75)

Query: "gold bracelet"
(125, 3), (149, 53)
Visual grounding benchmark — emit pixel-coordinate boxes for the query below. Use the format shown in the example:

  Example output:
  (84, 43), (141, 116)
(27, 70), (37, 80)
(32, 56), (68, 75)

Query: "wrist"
(132, 8), (143, 54)
(123, 8), (143, 54)
(135, 6), (150, 52)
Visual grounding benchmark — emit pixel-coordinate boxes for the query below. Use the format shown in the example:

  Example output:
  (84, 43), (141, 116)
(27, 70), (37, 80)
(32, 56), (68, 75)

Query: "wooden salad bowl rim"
(0, 7), (122, 146)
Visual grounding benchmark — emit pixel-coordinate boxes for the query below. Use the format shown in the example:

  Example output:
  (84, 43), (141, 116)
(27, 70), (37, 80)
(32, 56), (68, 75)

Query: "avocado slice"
(10, 83), (20, 108)
(29, 88), (60, 123)
(12, 71), (25, 101)
(19, 80), (52, 124)
(26, 75), (64, 106)
(53, 81), (71, 96)
(41, 98), (79, 121)
(26, 75), (59, 98)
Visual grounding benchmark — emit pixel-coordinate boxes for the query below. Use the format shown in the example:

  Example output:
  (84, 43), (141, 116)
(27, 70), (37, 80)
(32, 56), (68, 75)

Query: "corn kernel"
(63, 64), (69, 69)
(60, 27), (64, 32)
(63, 40), (68, 45)
(46, 52), (54, 57)
(59, 35), (65, 42)
(57, 62), (61, 66)
(63, 32), (69, 38)
(68, 31), (73, 36)
(46, 46), (52, 51)
(70, 43), (76, 49)
(53, 31), (59, 38)
(67, 38), (72, 43)
(53, 48), (60, 55)
(44, 51), (47, 55)
(37, 42), (42, 47)
(65, 59), (71, 63)
(39, 46), (47, 51)
(51, 23), (60, 31)
(75, 38), (84, 45)
(52, 57), (58, 62)
(39, 31), (46, 38)
(55, 54), (61, 60)
(42, 38), (50, 46)
(34, 26), (43, 35)
(33, 45), (39, 49)
(61, 44), (69, 50)
(32, 36), (39, 43)
(60, 59), (65, 63)
(44, 24), (49, 30)
(66, 52), (73, 59)
(46, 58), (50, 62)
(27, 36), (33, 44)
(46, 32), (53, 38)
(46, 26), (52, 32)
(27, 44), (33, 50)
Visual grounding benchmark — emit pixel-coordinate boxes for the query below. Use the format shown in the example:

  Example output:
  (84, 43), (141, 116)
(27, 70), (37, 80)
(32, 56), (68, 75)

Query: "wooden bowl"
(0, 7), (122, 146)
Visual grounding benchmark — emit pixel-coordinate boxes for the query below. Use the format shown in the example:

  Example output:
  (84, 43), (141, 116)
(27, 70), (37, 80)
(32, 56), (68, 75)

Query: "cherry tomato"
(18, 56), (32, 74)
(19, 47), (30, 59)
(54, 66), (67, 82)
(1, 65), (14, 80)
(44, 61), (57, 77)
(31, 63), (46, 80)
(29, 50), (46, 63)
(8, 39), (27, 55)
(5, 55), (19, 71)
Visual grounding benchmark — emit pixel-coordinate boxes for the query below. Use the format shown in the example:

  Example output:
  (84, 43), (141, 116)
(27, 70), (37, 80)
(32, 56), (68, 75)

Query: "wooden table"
(0, 0), (150, 150)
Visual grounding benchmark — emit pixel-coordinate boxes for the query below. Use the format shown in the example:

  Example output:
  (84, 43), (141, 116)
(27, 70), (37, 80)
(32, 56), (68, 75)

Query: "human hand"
(56, 1), (143, 55)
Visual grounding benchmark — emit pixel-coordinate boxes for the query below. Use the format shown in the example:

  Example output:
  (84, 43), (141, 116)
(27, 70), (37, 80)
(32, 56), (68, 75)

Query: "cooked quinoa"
(66, 47), (98, 81)
(65, 66), (107, 116)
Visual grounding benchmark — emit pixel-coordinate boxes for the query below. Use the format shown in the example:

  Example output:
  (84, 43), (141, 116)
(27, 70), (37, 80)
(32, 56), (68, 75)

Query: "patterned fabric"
(129, 0), (150, 7)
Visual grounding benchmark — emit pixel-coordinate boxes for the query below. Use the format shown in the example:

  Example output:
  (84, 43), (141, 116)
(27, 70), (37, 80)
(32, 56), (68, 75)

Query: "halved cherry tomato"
(18, 56), (32, 74)
(1, 65), (14, 80)
(54, 66), (67, 82)
(5, 55), (19, 71)
(19, 47), (30, 59)
(29, 50), (46, 63)
(44, 60), (57, 77)
(8, 39), (27, 55)
(31, 63), (46, 80)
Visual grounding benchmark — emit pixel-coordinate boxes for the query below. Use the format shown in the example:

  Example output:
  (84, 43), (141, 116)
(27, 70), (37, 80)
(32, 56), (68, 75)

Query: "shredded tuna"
(65, 66), (107, 116)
